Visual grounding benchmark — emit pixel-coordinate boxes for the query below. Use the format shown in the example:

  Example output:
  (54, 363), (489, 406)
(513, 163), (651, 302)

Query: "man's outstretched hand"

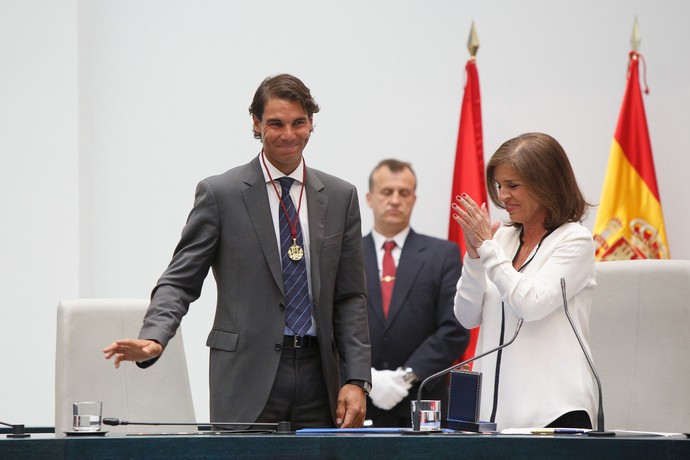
(102, 339), (163, 368)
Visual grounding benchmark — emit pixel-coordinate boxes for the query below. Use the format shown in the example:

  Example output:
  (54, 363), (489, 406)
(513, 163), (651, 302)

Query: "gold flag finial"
(630, 16), (641, 52)
(467, 21), (480, 57)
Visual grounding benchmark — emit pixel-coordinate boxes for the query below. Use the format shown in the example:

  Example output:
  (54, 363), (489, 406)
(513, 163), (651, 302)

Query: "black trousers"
(256, 340), (333, 430)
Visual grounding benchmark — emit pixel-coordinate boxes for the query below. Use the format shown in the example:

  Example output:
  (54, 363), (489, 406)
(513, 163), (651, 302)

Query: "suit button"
(275, 344), (282, 351)
(383, 361), (389, 368)
(279, 303), (285, 311)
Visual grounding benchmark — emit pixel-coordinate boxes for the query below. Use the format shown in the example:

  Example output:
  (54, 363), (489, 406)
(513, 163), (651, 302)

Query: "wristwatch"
(348, 379), (372, 395)
(402, 367), (420, 384)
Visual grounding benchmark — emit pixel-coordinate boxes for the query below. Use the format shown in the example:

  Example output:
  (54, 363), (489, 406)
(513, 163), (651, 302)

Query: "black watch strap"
(348, 379), (372, 395)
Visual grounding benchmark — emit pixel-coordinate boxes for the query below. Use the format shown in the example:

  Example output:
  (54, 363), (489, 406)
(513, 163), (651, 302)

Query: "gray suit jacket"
(138, 156), (371, 424)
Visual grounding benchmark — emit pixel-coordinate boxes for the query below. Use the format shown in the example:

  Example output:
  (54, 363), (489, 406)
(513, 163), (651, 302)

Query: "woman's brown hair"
(486, 132), (590, 230)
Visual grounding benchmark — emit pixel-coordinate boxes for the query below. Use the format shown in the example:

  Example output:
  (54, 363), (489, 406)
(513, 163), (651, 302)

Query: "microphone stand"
(411, 318), (524, 432)
(0, 420), (30, 438)
(561, 277), (615, 436)
(103, 418), (292, 434)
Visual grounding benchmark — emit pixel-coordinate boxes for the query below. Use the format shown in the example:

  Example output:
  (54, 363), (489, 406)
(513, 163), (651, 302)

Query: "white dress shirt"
(370, 227), (410, 275)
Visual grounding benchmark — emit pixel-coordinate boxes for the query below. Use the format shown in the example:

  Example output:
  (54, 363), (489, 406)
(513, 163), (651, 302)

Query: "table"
(1, 431), (689, 459)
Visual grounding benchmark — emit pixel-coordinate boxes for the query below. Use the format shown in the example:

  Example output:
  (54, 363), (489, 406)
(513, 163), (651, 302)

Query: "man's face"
(366, 166), (417, 237)
(253, 97), (313, 174)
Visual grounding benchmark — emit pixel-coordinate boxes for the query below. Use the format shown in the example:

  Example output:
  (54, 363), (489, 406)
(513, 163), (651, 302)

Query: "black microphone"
(103, 418), (292, 434)
(560, 277), (615, 436)
(411, 317), (524, 432)
(0, 420), (30, 438)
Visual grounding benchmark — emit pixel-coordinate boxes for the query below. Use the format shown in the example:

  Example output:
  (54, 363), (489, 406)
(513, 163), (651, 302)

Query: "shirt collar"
(371, 227), (410, 251)
(260, 152), (305, 184)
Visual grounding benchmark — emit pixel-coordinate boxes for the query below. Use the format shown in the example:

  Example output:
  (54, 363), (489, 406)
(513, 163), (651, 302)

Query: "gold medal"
(288, 242), (304, 261)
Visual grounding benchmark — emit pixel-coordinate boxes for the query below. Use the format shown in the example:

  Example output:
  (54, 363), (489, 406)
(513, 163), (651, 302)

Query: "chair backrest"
(590, 259), (690, 433)
(55, 299), (196, 435)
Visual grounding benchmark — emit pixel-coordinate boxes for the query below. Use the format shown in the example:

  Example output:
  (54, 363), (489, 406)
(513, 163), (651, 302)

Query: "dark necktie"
(381, 240), (397, 318)
(278, 177), (313, 336)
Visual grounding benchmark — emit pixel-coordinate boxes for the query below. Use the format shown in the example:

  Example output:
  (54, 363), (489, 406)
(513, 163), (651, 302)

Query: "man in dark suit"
(363, 159), (468, 428)
(103, 74), (371, 430)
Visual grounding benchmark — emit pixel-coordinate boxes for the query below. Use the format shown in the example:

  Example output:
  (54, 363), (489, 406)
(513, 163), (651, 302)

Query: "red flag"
(449, 58), (487, 361)
(593, 51), (670, 260)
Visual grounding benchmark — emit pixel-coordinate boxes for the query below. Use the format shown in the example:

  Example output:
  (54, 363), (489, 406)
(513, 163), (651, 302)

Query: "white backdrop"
(2, 0), (689, 426)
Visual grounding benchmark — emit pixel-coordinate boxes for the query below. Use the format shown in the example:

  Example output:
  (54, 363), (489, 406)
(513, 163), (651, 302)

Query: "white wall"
(2, 0), (689, 427)
(0, 0), (79, 426)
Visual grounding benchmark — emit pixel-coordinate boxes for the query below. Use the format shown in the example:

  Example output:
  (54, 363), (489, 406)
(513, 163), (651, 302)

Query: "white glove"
(395, 367), (415, 391)
(369, 368), (411, 410)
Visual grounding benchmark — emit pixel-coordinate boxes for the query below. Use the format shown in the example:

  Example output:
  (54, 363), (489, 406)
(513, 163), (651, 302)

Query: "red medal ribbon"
(261, 150), (306, 242)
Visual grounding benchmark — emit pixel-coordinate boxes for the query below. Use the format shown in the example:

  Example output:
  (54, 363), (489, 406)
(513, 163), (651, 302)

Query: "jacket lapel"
(241, 157), (284, 293)
(305, 167), (326, 310)
(386, 230), (425, 324)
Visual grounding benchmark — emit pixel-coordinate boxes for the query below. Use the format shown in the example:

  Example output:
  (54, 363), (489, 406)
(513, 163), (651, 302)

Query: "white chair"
(55, 299), (196, 435)
(590, 259), (690, 433)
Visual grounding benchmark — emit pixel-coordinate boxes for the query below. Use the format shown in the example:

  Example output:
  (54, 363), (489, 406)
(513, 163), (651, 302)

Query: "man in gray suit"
(104, 74), (372, 430)
(363, 159), (468, 427)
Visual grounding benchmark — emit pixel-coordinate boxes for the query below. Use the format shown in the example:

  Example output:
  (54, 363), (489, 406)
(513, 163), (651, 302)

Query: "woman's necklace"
(514, 228), (551, 272)
(521, 229), (547, 254)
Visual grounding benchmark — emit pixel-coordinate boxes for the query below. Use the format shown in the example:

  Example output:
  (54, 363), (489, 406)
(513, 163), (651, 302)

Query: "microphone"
(0, 420), (30, 438)
(411, 317), (524, 432)
(103, 418), (292, 434)
(560, 277), (615, 436)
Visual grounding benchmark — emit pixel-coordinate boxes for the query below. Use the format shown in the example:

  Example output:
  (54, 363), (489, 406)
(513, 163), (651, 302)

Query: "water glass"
(72, 401), (102, 432)
(411, 399), (441, 431)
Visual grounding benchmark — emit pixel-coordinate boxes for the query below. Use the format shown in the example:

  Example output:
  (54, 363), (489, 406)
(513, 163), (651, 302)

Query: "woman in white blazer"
(451, 132), (597, 431)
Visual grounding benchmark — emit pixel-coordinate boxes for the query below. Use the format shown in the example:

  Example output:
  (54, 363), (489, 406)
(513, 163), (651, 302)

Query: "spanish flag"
(449, 53), (486, 361)
(593, 51), (669, 260)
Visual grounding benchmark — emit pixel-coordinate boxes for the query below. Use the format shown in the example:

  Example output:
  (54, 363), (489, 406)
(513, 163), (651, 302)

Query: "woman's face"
(493, 164), (547, 227)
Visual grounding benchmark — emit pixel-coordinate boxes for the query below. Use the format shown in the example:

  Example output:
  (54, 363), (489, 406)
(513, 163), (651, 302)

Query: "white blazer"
(454, 222), (598, 430)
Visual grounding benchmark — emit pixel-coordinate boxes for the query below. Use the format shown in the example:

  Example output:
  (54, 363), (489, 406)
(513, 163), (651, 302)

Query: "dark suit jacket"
(363, 230), (468, 422)
(138, 156), (371, 424)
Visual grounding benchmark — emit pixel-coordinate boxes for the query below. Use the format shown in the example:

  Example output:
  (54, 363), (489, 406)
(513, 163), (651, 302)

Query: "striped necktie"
(278, 177), (312, 336)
